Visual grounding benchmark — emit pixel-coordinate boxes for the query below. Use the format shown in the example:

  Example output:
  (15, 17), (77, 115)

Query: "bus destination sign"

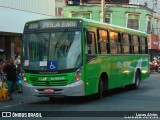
(28, 22), (39, 29)
(41, 20), (78, 29)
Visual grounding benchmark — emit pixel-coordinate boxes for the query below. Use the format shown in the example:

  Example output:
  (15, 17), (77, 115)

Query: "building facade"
(0, 0), (64, 58)
(63, 1), (160, 61)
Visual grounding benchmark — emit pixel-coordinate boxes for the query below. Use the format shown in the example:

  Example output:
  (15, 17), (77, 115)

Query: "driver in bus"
(57, 35), (72, 69)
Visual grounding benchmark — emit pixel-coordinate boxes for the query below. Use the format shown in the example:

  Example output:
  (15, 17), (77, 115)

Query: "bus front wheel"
(96, 78), (103, 99)
(49, 97), (55, 102)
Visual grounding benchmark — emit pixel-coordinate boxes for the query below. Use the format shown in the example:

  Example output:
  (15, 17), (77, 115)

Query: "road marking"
(1, 102), (25, 109)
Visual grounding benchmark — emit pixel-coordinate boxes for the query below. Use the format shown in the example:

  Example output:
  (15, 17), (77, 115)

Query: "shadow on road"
(27, 86), (138, 105)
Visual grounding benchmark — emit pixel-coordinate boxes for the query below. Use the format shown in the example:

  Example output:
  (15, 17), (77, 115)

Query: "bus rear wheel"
(133, 71), (141, 89)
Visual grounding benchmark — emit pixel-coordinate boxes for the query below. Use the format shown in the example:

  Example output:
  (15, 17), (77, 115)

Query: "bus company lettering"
(123, 62), (130, 67)
(117, 61), (130, 68)
(28, 23), (38, 29)
(41, 77), (65, 81)
(117, 62), (123, 68)
(51, 77), (65, 80)
(41, 21), (77, 28)
(42, 77), (47, 81)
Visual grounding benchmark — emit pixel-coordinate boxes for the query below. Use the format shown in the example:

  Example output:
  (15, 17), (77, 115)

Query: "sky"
(130, 0), (160, 13)
(87, 0), (160, 14)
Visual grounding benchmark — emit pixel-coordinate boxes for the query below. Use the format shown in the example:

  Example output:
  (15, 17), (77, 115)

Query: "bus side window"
(141, 37), (148, 54)
(86, 32), (96, 55)
(118, 33), (123, 54)
(122, 34), (130, 54)
(98, 29), (109, 54)
(132, 35), (139, 54)
(109, 31), (119, 54)
(138, 37), (142, 54)
(145, 37), (148, 54)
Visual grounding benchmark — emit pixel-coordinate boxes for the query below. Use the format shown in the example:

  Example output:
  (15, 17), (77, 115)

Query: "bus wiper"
(54, 29), (68, 55)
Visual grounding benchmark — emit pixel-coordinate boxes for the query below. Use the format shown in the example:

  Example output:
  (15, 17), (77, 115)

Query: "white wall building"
(0, 0), (64, 57)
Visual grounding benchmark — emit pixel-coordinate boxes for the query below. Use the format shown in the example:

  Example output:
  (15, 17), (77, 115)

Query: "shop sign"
(158, 35), (160, 50)
(150, 35), (159, 49)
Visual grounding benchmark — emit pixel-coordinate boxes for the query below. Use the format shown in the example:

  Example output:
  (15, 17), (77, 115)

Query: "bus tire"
(133, 71), (141, 89)
(96, 78), (103, 99)
(49, 97), (54, 102)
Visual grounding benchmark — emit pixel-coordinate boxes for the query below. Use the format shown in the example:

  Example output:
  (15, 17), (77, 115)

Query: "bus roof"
(81, 18), (147, 36)
(25, 17), (147, 36)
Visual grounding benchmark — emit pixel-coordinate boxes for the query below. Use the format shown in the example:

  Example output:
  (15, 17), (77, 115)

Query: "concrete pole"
(80, 0), (83, 5)
(64, 0), (67, 6)
(101, 0), (105, 22)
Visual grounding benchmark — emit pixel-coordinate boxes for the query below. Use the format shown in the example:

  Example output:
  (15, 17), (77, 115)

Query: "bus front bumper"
(22, 80), (85, 97)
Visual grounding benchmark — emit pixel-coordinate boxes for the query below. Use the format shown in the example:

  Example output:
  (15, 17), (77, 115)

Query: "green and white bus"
(22, 18), (149, 99)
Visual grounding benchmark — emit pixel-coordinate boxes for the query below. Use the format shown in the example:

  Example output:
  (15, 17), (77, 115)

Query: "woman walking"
(3, 57), (17, 100)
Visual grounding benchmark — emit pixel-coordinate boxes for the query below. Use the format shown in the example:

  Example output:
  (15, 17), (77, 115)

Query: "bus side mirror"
(87, 32), (92, 44)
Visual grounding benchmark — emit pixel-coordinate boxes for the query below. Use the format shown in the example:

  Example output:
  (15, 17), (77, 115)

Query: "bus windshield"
(22, 31), (82, 71)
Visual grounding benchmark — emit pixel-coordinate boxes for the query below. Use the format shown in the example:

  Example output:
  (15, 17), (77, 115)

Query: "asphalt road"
(1, 74), (160, 120)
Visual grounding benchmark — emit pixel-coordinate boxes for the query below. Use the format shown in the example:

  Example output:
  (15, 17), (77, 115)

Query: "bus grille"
(29, 77), (68, 86)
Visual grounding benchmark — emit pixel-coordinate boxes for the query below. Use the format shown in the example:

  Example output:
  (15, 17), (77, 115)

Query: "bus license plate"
(44, 88), (54, 93)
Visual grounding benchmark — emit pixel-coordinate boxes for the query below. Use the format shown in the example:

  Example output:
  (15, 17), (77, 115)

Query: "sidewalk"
(0, 91), (47, 108)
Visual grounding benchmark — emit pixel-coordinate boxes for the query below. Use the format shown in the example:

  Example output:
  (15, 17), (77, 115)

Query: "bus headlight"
(22, 72), (27, 82)
(23, 75), (27, 82)
(73, 67), (82, 83)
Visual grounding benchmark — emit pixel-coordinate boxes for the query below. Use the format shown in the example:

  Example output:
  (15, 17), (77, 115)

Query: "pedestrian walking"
(14, 55), (21, 67)
(0, 52), (5, 81)
(14, 54), (22, 93)
(0, 58), (3, 81)
(3, 57), (17, 100)
(0, 58), (6, 82)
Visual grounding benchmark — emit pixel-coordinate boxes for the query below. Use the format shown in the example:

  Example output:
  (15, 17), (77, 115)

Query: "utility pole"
(100, 0), (105, 22)
(80, 0), (83, 5)
(152, 0), (157, 11)
(64, 0), (67, 6)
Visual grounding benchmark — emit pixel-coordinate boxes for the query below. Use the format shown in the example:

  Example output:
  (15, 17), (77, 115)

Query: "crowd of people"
(0, 54), (21, 100)
(150, 57), (160, 73)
